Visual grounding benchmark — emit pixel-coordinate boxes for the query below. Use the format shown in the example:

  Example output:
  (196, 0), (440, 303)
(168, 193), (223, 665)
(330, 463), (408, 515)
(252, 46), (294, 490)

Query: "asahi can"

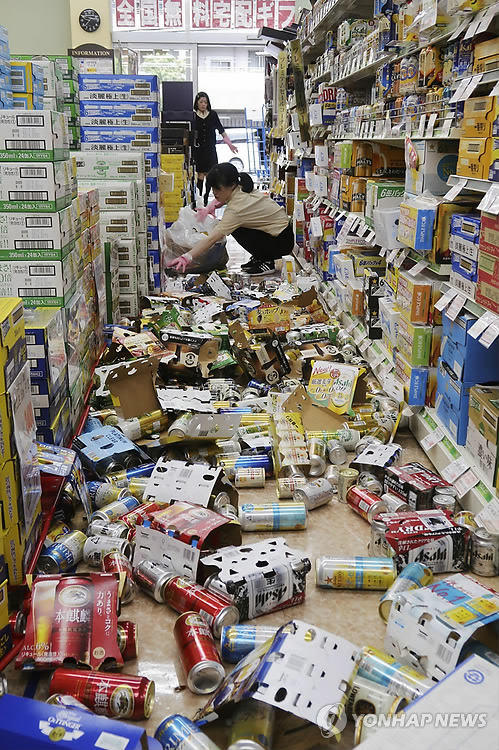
(368, 517), (391, 557)
(83, 535), (132, 567)
(276, 476), (307, 499)
(87, 519), (129, 539)
(87, 481), (129, 509)
(357, 646), (433, 701)
(102, 551), (136, 604)
(308, 438), (327, 476)
(134, 560), (176, 602)
(347, 486), (387, 524)
(338, 468), (359, 504)
(117, 620), (138, 661)
(174, 612), (225, 694)
(346, 674), (406, 718)
(292, 478), (334, 510)
(316, 557), (397, 590)
(235, 467), (266, 488)
(164, 576), (239, 637)
(37, 531), (87, 574)
(49, 668), (155, 720)
(327, 439), (347, 465)
(155, 715), (223, 750)
(90, 495), (141, 523)
(220, 625), (279, 663)
(238, 502), (307, 531)
(379, 562), (433, 622)
(229, 698), (275, 750)
(433, 494), (457, 515)
(470, 527), (499, 576)
(381, 492), (410, 514)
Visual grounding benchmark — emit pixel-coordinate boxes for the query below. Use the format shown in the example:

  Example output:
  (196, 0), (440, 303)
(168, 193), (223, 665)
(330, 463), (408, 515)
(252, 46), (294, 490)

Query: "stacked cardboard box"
(78, 74), (159, 298)
(0, 26), (12, 110)
(0, 299), (41, 586)
(10, 60), (44, 110)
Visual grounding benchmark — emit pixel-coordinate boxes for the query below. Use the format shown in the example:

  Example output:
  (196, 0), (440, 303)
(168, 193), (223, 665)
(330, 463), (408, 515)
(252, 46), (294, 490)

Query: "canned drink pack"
(292, 478), (334, 510)
(90, 495), (141, 523)
(276, 476), (308, 498)
(155, 715), (222, 750)
(235, 467), (266, 488)
(229, 698), (275, 750)
(220, 624), (279, 663)
(357, 645), (433, 701)
(379, 561), (433, 622)
(316, 556), (397, 590)
(102, 551), (136, 604)
(239, 502), (307, 531)
(174, 612), (225, 694)
(49, 667), (155, 720)
(83, 535), (133, 567)
(37, 530), (87, 574)
(347, 486), (387, 524)
(134, 560), (176, 602)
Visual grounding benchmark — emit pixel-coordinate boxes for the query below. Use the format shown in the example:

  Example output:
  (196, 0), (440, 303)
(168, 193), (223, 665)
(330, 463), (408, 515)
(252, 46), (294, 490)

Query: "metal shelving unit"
(447, 174), (495, 193)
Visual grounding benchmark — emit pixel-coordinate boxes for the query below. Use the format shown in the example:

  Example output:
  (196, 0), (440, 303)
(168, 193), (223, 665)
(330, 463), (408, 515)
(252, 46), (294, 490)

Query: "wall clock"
(79, 9), (101, 33)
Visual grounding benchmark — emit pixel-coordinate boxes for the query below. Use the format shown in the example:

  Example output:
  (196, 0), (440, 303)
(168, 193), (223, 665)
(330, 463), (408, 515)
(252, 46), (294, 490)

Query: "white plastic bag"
(165, 206), (217, 251)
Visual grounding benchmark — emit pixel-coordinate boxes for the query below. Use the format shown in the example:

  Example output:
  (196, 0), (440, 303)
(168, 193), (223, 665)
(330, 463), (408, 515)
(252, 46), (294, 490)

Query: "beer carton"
(404, 140), (458, 195)
(384, 461), (452, 510)
(457, 137), (494, 179)
(147, 499), (241, 552)
(0, 578), (12, 660)
(78, 74), (159, 100)
(80, 126), (160, 152)
(0, 207), (73, 260)
(0, 160), (72, 212)
(77, 179), (136, 212)
(80, 100), (160, 126)
(0, 110), (69, 161)
(72, 151), (146, 181)
(17, 573), (124, 670)
(365, 180), (404, 227)
(449, 213), (481, 261)
(10, 61), (44, 95)
(72, 425), (150, 478)
(461, 95), (497, 138)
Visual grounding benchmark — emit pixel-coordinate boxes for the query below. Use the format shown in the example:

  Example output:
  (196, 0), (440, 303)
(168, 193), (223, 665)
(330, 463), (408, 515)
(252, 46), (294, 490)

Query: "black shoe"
(241, 257), (257, 270)
(245, 259), (275, 276)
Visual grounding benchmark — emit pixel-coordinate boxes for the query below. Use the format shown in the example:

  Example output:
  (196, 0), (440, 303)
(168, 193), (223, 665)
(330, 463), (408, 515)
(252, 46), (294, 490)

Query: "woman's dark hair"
(206, 163), (254, 194)
(194, 91), (212, 111)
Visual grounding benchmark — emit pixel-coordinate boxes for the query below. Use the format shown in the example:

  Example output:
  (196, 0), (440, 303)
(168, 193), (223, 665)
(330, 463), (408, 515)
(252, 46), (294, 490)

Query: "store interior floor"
(5, 241), (498, 749)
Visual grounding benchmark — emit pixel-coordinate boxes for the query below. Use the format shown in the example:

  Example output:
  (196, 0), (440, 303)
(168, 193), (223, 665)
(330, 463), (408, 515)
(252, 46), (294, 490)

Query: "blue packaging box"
(0, 57), (10, 77)
(144, 151), (159, 176)
(35, 398), (71, 446)
(451, 251), (478, 281)
(25, 307), (68, 382)
(79, 99), (160, 126)
(0, 88), (13, 108)
(147, 225), (159, 243)
(80, 126), (160, 151)
(449, 213), (480, 261)
(442, 310), (499, 383)
(0, 72), (10, 91)
(147, 200), (159, 225)
(437, 357), (471, 416)
(33, 378), (68, 426)
(146, 176), (158, 202)
(73, 424), (150, 476)
(0, 693), (162, 750)
(78, 74), (159, 100)
(436, 390), (468, 445)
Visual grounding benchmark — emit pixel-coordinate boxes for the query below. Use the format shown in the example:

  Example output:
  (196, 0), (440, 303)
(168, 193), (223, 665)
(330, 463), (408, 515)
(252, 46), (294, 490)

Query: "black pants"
(231, 222), (294, 261)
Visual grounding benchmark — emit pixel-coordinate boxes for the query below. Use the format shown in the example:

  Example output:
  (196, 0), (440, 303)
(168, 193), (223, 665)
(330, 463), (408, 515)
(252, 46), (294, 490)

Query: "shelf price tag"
(441, 116), (454, 137)
(441, 456), (469, 483)
(490, 80), (499, 98)
(310, 216), (323, 238)
(379, 247), (388, 257)
(387, 247), (401, 264)
(479, 323), (499, 349)
(454, 469), (480, 498)
(418, 114), (426, 137)
(449, 16), (471, 40)
(443, 178), (468, 201)
(444, 293), (466, 321)
(394, 248), (409, 268)
(449, 78), (471, 105)
(408, 258), (429, 276)
(369, 120), (376, 138)
(468, 310), (496, 339)
(434, 287), (458, 311)
(421, 426), (445, 451)
(478, 185), (499, 214)
(365, 230), (376, 245)
(426, 112), (438, 137)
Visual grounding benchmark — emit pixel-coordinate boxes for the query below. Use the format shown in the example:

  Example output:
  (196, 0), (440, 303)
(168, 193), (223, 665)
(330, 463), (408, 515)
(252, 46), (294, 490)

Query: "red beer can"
(164, 576), (239, 637)
(174, 612), (225, 694)
(101, 551), (136, 604)
(119, 501), (162, 533)
(117, 620), (138, 661)
(49, 667), (155, 720)
(346, 486), (387, 524)
(50, 577), (93, 665)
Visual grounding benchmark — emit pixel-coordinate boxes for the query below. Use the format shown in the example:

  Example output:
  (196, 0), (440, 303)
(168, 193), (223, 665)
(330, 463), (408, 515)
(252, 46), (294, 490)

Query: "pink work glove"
(167, 252), (193, 272)
(196, 199), (222, 222)
(223, 133), (238, 153)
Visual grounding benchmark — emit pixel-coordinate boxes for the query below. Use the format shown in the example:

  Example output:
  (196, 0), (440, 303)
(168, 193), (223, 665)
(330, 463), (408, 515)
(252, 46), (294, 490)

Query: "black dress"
(193, 110), (224, 173)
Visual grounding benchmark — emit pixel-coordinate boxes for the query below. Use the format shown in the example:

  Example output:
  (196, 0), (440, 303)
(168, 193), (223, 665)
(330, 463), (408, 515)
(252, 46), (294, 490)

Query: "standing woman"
(193, 92), (238, 205)
(167, 163), (294, 276)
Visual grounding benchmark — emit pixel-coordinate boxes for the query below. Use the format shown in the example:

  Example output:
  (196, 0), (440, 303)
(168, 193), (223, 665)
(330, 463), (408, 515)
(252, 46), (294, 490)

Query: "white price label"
(449, 78), (470, 105)
(443, 178), (468, 201)
(434, 287), (458, 312)
(379, 247), (388, 257)
(479, 323), (499, 349)
(421, 427), (445, 451)
(408, 258), (429, 276)
(359, 339), (370, 353)
(490, 80), (499, 98)
(444, 293), (466, 321)
(478, 185), (499, 214)
(426, 112), (438, 137)
(310, 216), (323, 237)
(441, 457), (469, 484)
(370, 354), (385, 369)
(365, 230), (376, 245)
(462, 74), (483, 101)
(418, 114), (426, 137)
(394, 248), (409, 268)
(441, 117), (453, 137)
(454, 469), (480, 498)
(387, 248), (400, 264)
(468, 311), (496, 339)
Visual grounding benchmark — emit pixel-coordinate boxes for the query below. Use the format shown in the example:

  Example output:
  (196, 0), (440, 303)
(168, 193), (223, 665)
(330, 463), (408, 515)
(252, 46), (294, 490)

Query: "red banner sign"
(212, 0), (232, 28)
(277, 0), (295, 28)
(115, 0), (136, 27)
(234, 0), (253, 28)
(256, 0), (276, 28)
(164, 0), (184, 27)
(192, 0), (211, 27)
(140, 0), (160, 27)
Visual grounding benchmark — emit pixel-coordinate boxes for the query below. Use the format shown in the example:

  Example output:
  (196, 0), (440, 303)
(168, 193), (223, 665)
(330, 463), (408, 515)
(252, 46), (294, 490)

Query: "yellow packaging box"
(0, 522), (25, 585)
(0, 298), (25, 395)
(430, 201), (476, 264)
(457, 137), (494, 179)
(473, 38), (499, 74)
(0, 458), (21, 531)
(461, 96), (497, 138)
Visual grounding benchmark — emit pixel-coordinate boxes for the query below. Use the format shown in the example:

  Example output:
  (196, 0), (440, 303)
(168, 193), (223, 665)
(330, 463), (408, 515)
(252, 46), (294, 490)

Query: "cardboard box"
(0, 297), (26, 394)
(478, 248), (499, 289)
(0, 255), (78, 307)
(473, 37), (499, 74)
(396, 317), (432, 366)
(379, 297), (400, 345)
(80, 126), (160, 152)
(449, 267), (477, 299)
(466, 417), (497, 486)
(449, 213), (481, 261)
(476, 278), (499, 313)
(436, 358), (471, 438)
(489, 136), (499, 182)
(0, 458), (21, 530)
(405, 140), (458, 195)
(79, 99), (160, 126)
(394, 351), (429, 406)
(430, 201), (476, 265)
(24, 306), (67, 382)
(385, 574), (499, 681)
(0, 206), (73, 259)
(100, 210), (137, 242)
(457, 137), (493, 179)
(35, 397), (71, 446)
(12, 92), (43, 110)
(395, 270), (432, 324)
(144, 151), (159, 177)
(118, 266), (138, 295)
(77, 179), (136, 211)
(78, 74), (159, 99)
(442, 310), (499, 383)
(451, 251), (478, 282)
(0, 90), (13, 109)
(0, 110), (69, 161)
(398, 200), (437, 252)
(0, 578), (13, 660)
(0, 160), (72, 212)
(0, 521), (24, 584)
(72, 150), (146, 181)
(384, 461), (451, 510)
(365, 179), (404, 228)
(461, 95), (497, 138)
(468, 385), (499, 445)
(10, 61), (44, 94)
(146, 499), (241, 552)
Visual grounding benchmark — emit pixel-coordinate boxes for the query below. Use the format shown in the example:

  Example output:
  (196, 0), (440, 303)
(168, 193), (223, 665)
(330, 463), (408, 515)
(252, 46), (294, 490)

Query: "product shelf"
(440, 281), (499, 322)
(300, 0), (372, 63)
(407, 251), (451, 277)
(447, 174), (494, 193)
(330, 54), (393, 89)
(409, 407), (498, 516)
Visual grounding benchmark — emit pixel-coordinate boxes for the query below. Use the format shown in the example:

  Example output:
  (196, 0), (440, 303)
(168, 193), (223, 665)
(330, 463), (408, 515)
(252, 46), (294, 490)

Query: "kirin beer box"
(72, 151), (146, 181)
(199, 537), (312, 621)
(382, 509), (470, 573)
(80, 126), (159, 152)
(78, 74), (159, 101)
(384, 461), (452, 510)
(0, 160), (72, 212)
(148, 500), (241, 552)
(17, 573), (123, 670)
